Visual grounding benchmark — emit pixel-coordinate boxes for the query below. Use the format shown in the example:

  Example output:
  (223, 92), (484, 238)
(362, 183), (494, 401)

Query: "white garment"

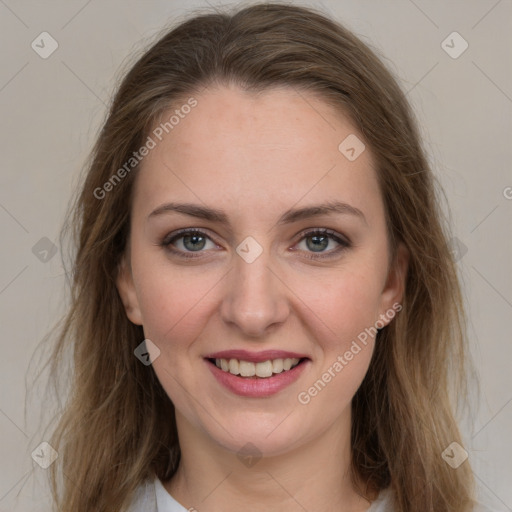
(154, 478), (187, 511)
(152, 477), (393, 511)
(126, 476), (497, 512)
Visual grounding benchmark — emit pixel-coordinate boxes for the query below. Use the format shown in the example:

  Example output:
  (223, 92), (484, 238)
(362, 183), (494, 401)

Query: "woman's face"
(117, 84), (407, 456)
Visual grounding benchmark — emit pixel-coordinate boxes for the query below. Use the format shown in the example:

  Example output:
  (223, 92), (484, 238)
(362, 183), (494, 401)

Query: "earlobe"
(379, 242), (409, 325)
(116, 256), (143, 326)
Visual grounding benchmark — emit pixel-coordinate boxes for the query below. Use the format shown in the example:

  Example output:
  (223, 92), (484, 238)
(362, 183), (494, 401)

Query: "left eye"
(299, 231), (342, 252)
(293, 229), (350, 258)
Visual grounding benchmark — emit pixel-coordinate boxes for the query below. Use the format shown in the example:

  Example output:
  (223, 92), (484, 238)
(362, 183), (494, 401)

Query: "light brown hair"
(39, 3), (474, 511)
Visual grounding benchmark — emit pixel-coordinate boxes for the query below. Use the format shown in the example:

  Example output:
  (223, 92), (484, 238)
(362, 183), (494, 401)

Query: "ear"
(116, 255), (143, 326)
(378, 242), (409, 325)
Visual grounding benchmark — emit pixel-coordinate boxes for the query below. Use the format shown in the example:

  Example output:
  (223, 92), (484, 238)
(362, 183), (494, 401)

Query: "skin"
(117, 83), (409, 512)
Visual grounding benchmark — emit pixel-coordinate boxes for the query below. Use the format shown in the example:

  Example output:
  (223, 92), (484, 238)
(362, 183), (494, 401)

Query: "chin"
(200, 408), (320, 459)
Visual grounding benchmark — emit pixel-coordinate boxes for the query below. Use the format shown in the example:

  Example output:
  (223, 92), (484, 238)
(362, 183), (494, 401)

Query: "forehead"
(133, 84), (382, 223)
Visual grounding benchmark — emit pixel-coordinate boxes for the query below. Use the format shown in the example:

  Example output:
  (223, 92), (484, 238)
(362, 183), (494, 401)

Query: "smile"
(212, 357), (302, 378)
(205, 352), (310, 398)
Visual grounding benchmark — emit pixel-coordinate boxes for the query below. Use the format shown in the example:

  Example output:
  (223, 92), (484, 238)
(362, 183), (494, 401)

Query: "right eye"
(161, 228), (221, 259)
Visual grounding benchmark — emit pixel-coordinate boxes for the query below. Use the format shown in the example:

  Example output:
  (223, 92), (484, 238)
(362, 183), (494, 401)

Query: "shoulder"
(127, 476), (189, 512)
(369, 488), (502, 512)
(368, 487), (394, 511)
(125, 478), (157, 512)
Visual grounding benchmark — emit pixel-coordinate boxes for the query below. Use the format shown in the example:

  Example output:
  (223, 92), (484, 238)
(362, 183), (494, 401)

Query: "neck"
(164, 409), (374, 512)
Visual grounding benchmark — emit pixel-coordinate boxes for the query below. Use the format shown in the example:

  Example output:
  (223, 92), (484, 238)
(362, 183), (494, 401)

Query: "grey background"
(0, 0), (511, 510)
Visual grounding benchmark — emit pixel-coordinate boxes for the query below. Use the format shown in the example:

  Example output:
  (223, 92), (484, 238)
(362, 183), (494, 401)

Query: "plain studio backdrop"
(0, 1), (510, 510)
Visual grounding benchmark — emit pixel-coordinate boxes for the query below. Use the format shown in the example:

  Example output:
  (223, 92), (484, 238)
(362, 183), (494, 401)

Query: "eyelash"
(161, 228), (351, 261)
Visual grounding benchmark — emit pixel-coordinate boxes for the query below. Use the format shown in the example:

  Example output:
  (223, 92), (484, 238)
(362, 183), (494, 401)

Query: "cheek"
(292, 270), (379, 418)
(290, 264), (384, 351)
(133, 263), (218, 409)
(132, 256), (221, 352)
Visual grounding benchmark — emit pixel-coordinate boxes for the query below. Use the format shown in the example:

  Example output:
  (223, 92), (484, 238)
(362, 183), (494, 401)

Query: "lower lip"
(206, 359), (310, 398)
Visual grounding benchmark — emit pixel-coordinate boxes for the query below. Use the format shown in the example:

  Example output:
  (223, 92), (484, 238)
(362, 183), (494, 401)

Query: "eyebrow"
(148, 200), (367, 226)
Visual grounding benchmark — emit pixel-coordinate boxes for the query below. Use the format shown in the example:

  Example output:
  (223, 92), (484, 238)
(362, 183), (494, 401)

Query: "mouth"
(204, 353), (311, 398)
(206, 356), (307, 378)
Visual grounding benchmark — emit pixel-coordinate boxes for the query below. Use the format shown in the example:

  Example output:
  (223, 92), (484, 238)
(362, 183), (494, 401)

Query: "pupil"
(184, 234), (205, 251)
(307, 235), (328, 252)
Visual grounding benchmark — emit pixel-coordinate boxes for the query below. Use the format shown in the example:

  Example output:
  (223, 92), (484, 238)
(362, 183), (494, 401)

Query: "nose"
(220, 248), (290, 338)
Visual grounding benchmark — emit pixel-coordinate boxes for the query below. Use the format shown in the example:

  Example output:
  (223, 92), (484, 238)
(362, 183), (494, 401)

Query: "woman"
(43, 3), (491, 511)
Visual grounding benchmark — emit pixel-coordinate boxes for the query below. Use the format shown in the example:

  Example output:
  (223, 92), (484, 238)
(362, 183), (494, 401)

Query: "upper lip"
(204, 350), (309, 363)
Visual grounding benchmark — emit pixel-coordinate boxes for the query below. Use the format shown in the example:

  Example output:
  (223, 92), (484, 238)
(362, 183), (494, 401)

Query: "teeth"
(255, 360), (273, 378)
(272, 358), (284, 373)
(228, 358), (239, 375)
(239, 360), (256, 377)
(214, 357), (301, 378)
